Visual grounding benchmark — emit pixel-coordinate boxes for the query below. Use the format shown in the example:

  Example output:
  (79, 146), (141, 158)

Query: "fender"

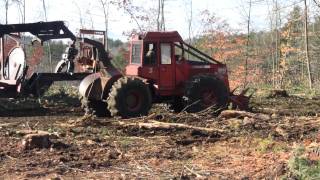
(79, 72), (122, 101)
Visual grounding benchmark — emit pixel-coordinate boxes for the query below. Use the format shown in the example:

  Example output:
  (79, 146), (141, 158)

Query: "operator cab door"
(159, 43), (175, 90)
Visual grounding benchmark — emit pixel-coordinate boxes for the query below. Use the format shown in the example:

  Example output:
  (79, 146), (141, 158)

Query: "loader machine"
(79, 31), (250, 118)
(0, 21), (248, 117)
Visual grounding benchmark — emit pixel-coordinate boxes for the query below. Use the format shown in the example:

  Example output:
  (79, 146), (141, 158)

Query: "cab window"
(161, 43), (171, 65)
(174, 42), (183, 62)
(131, 43), (141, 64)
(143, 42), (157, 65)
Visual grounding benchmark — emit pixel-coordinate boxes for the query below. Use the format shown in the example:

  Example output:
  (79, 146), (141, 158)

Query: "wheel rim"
(201, 89), (218, 107)
(126, 90), (142, 111)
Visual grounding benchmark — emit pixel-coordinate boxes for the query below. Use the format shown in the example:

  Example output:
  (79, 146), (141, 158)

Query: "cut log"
(219, 110), (270, 121)
(267, 89), (289, 98)
(116, 120), (225, 134)
(16, 130), (59, 139)
(16, 130), (50, 135)
(20, 132), (52, 150)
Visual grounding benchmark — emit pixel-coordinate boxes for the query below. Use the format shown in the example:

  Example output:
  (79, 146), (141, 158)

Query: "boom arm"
(0, 21), (76, 42)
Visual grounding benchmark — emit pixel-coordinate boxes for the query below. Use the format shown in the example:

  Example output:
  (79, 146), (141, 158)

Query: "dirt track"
(0, 95), (320, 179)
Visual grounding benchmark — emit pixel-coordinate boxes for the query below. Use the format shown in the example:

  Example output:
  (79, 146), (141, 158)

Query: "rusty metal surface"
(77, 35), (122, 101)
(79, 73), (103, 100)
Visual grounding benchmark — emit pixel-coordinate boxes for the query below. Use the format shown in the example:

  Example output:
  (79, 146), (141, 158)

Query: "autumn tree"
(194, 10), (248, 88)
(277, 6), (304, 88)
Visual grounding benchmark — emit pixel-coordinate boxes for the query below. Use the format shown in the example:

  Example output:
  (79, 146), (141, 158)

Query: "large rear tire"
(107, 77), (152, 118)
(184, 74), (229, 113)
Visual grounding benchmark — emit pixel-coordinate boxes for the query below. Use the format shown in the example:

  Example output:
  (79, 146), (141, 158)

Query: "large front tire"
(107, 77), (152, 118)
(81, 97), (109, 117)
(184, 75), (229, 113)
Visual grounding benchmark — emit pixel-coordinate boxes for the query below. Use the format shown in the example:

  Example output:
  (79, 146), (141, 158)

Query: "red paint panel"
(126, 64), (140, 76)
(159, 64), (174, 90)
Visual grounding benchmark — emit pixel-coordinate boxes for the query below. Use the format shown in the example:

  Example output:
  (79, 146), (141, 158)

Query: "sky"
(0, 0), (312, 41)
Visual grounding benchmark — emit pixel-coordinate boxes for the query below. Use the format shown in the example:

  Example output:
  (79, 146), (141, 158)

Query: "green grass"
(254, 136), (287, 154)
(284, 145), (320, 180)
(42, 84), (80, 106)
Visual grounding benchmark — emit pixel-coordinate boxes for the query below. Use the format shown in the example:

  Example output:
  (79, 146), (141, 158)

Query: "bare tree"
(313, 0), (320, 7)
(86, 9), (95, 31)
(9, 0), (25, 23)
(23, 0), (25, 23)
(244, 0), (252, 87)
(73, 1), (84, 29)
(157, 0), (165, 31)
(112, 0), (145, 33)
(2, 0), (14, 24)
(5, 0), (9, 24)
(269, 0), (280, 88)
(184, 0), (193, 43)
(157, 0), (160, 31)
(99, 0), (110, 51)
(274, 0), (280, 88)
(41, 0), (53, 72)
(160, 0), (165, 31)
(304, 0), (313, 89)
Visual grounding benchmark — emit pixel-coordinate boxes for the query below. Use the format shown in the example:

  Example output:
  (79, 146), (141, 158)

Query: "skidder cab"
(80, 31), (250, 118)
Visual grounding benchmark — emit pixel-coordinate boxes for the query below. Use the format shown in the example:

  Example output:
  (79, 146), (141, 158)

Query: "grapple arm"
(0, 21), (76, 42)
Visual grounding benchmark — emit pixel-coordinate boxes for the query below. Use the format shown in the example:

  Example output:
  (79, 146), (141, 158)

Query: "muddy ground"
(0, 90), (320, 179)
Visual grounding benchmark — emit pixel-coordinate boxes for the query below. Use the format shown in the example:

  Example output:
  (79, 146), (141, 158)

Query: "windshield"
(131, 42), (142, 64)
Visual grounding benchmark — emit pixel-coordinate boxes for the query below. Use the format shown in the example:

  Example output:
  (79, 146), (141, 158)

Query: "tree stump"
(20, 132), (52, 150)
(267, 89), (289, 98)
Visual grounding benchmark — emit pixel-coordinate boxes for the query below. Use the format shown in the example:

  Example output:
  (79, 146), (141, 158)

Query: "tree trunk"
(99, 0), (109, 51)
(74, 2), (83, 28)
(188, 0), (192, 44)
(5, 0), (9, 24)
(23, 0), (25, 23)
(304, 0), (313, 89)
(274, 0), (280, 88)
(161, 0), (165, 31)
(244, 0), (252, 87)
(157, 0), (161, 31)
(42, 0), (53, 73)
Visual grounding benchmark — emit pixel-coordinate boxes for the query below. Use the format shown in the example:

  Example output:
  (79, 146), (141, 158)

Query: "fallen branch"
(184, 166), (204, 179)
(254, 107), (279, 115)
(219, 110), (270, 121)
(0, 122), (20, 128)
(116, 120), (225, 134)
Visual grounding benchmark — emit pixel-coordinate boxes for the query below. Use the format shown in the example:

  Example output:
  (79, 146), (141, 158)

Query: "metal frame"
(0, 21), (90, 98)
(174, 42), (222, 65)
(0, 21), (76, 42)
